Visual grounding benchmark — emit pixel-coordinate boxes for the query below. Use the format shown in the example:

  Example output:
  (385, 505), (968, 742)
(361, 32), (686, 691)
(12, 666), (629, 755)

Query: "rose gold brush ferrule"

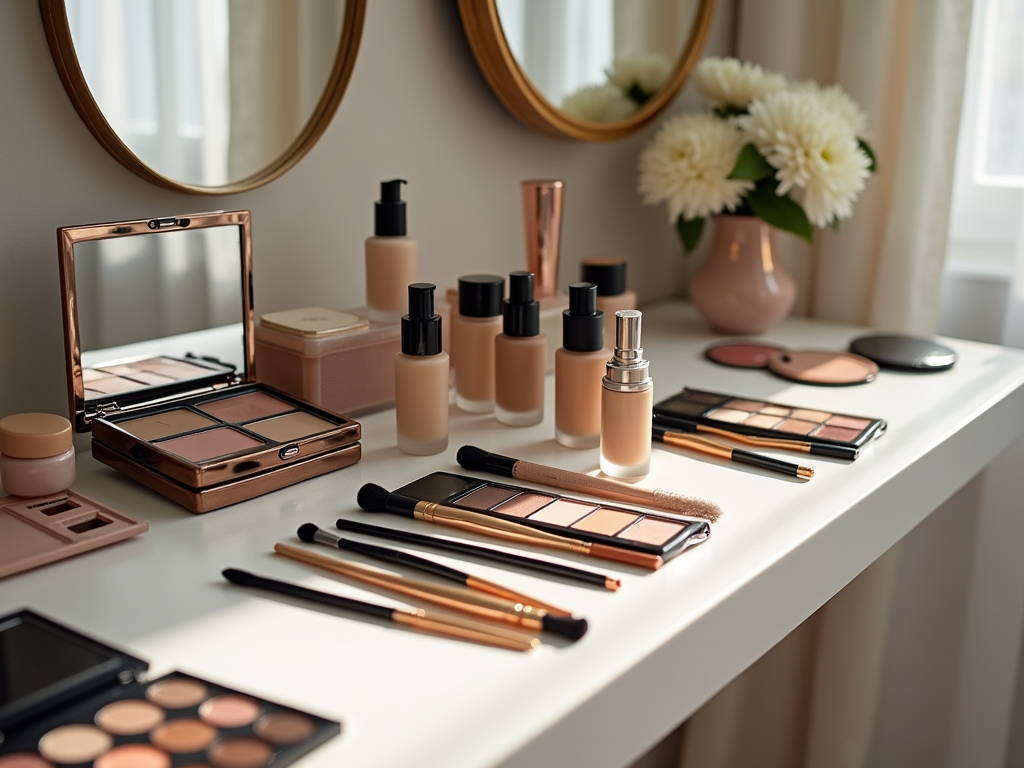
(521, 180), (564, 298)
(798, 466), (815, 478)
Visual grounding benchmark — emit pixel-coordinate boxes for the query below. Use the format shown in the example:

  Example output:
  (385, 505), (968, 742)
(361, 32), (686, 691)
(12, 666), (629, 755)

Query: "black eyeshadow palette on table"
(396, 472), (710, 562)
(0, 610), (339, 768)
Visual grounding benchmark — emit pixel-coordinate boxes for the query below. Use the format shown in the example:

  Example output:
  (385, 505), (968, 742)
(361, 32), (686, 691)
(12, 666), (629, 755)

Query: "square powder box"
(56, 211), (361, 513)
(0, 610), (339, 767)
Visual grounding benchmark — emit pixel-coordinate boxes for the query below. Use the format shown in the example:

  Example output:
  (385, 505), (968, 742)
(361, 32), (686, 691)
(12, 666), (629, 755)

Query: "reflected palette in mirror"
(83, 355), (233, 401)
(653, 388), (886, 456)
(0, 610), (339, 767)
(396, 472), (710, 561)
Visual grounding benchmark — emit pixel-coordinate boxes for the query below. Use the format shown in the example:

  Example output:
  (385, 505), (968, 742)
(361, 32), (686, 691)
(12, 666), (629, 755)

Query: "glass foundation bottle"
(366, 180), (416, 323)
(581, 259), (637, 345)
(394, 284), (449, 455)
(495, 272), (547, 427)
(600, 310), (653, 478)
(454, 274), (505, 413)
(555, 283), (607, 448)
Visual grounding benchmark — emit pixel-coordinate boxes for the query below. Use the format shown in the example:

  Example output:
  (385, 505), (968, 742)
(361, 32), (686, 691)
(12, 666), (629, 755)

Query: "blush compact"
(703, 341), (879, 386)
(0, 610), (339, 767)
(56, 212), (361, 513)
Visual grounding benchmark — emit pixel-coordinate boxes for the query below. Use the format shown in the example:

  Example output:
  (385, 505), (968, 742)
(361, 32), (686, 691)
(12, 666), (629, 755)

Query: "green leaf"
(728, 143), (774, 182)
(713, 104), (748, 119)
(830, 216), (840, 233)
(858, 138), (878, 173)
(676, 215), (705, 253)
(746, 179), (813, 243)
(627, 83), (651, 105)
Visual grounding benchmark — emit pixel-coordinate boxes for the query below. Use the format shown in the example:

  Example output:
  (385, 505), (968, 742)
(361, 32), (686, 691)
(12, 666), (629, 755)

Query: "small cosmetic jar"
(0, 413), (76, 497)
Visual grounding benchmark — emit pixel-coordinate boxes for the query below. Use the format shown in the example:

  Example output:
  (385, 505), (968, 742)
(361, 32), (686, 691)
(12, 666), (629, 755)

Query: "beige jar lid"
(0, 413), (73, 458)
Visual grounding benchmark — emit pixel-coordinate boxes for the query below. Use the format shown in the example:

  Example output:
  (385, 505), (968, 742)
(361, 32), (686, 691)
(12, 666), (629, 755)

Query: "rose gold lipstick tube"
(521, 180), (564, 299)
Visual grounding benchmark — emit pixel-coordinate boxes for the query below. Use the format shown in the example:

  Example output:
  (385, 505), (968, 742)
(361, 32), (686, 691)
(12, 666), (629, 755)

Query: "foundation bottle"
(600, 310), (653, 479)
(454, 274), (505, 413)
(494, 272), (547, 427)
(555, 283), (607, 449)
(581, 259), (637, 344)
(366, 180), (416, 323)
(394, 284), (449, 455)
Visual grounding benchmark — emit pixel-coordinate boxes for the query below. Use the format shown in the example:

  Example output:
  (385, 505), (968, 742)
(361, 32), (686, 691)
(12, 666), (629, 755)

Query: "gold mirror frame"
(458, 0), (716, 141)
(38, 0), (366, 195)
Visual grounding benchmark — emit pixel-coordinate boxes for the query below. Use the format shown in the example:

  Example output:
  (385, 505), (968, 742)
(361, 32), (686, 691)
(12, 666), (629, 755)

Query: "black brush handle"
(334, 538), (469, 585)
(335, 519), (609, 588)
(730, 448), (801, 477)
(223, 568), (394, 621)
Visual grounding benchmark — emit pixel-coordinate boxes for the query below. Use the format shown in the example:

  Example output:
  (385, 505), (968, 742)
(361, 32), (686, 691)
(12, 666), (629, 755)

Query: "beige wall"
(0, 0), (733, 418)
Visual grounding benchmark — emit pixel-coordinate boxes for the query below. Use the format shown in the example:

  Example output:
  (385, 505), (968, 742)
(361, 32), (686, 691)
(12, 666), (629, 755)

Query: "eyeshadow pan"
(827, 415), (872, 430)
(198, 392), (294, 423)
(619, 518), (685, 546)
(95, 699), (165, 735)
(38, 724), (112, 763)
(101, 364), (149, 376)
(142, 359), (213, 379)
(95, 744), (171, 768)
(726, 399), (765, 412)
(572, 507), (639, 536)
(813, 425), (863, 441)
(494, 493), (554, 518)
(776, 418), (818, 435)
(158, 427), (263, 462)
(82, 368), (112, 382)
(658, 398), (711, 417)
(790, 408), (831, 422)
(457, 485), (520, 511)
(683, 391), (728, 405)
(117, 409), (218, 441)
(706, 407), (751, 423)
(744, 413), (783, 428)
(85, 376), (145, 394)
(254, 713), (316, 744)
(122, 371), (176, 386)
(207, 738), (273, 768)
(0, 755), (52, 767)
(244, 411), (337, 442)
(199, 695), (261, 728)
(147, 678), (208, 708)
(150, 719), (216, 753)
(760, 406), (791, 416)
(528, 498), (596, 525)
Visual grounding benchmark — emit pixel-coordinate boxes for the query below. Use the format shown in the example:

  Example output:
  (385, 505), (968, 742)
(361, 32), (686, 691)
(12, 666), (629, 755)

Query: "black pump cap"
(562, 282), (604, 352)
(503, 271), (539, 337)
(458, 274), (504, 317)
(401, 283), (442, 356)
(581, 259), (626, 296)
(375, 179), (407, 236)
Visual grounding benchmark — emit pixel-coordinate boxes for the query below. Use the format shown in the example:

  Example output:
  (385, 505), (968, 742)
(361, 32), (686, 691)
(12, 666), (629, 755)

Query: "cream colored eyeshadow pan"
(790, 408), (831, 422)
(744, 413), (783, 428)
(707, 408), (750, 423)
(760, 406), (790, 416)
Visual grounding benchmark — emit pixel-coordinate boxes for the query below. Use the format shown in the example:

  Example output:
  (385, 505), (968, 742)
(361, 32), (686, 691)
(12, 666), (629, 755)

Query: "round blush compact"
(767, 350), (879, 386)
(704, 341), (786, 369)
(849, 334), (957, 372)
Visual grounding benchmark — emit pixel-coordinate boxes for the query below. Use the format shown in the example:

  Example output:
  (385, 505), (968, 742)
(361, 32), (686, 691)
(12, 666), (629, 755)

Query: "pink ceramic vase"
(689, 215), (796, 334)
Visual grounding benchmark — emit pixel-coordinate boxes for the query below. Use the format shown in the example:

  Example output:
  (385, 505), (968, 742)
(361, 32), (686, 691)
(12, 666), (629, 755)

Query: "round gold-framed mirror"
(458, 0), (715, 141)
(39, 0), (366, 195)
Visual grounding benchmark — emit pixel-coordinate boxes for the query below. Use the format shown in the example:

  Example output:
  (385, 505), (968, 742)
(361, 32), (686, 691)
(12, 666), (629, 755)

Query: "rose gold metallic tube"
(521, 180), (564, 298)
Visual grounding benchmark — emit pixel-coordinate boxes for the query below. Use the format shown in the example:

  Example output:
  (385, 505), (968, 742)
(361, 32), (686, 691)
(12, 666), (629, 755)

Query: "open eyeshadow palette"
(653, 388), (886, 454)
(0, 610), (339, 768)
(396, 472), (710, 561)
(82, 356), (234, 402)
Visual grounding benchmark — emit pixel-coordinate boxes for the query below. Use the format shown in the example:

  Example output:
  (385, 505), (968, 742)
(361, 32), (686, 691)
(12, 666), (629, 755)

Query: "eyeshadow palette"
(82, 356), (233, 402)
(653, 388), (886, 453)
(395, 472), (710, 561)
(0, 611), (339, 768)
(91, 384), (360, 514)
(0, 492), (148, 580)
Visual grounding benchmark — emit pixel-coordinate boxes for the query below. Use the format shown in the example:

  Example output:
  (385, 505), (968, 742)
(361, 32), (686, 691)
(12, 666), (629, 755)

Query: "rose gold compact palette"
(0, 610), (339, 767)
(653, 388), (886, 460)
(57, 212), (361, 514)
(394, 472), (710, 562)
(704, 341), (879, 385)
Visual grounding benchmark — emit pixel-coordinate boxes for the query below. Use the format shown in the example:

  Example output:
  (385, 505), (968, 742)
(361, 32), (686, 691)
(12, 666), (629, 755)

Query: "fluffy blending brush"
(298, 523), (572, 616)
(275, 543), (588, 641)
(457, 444), (722, 522)
(356, 482), (664, 570)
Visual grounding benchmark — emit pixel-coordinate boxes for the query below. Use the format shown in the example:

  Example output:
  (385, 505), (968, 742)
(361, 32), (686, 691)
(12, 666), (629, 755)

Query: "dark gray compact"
(849, 334), (957, 372)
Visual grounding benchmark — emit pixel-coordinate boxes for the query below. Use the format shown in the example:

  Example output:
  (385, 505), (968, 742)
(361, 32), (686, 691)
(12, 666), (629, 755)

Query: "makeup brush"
(653, 425), (814, 479)
(274, 543), (589, 640)
(356, 483), (664, 570)
(653, 416), (858, 460)
(335, 519), (621, 591)
(457, 445), (722, 523)
(222, 568), (539, 652)
(298, 523), (572, 615)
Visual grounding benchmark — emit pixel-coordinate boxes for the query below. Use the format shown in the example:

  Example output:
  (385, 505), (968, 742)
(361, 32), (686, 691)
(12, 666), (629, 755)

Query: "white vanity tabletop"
(4, 300), (1024, 768)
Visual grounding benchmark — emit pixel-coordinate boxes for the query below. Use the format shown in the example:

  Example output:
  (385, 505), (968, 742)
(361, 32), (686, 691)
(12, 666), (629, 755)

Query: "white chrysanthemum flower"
(638, 113), (754, 221)
(561, 84), (636, 123)
(739, 90), (871, 226)
(607, 53), (673, 101)
(789, 81), (868, 136)
(694, 56), (787, 110)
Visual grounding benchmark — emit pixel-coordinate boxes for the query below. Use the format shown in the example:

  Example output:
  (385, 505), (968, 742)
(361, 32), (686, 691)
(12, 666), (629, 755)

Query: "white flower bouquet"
(561, 53), (672, 123)
(638, 57), (877, 251)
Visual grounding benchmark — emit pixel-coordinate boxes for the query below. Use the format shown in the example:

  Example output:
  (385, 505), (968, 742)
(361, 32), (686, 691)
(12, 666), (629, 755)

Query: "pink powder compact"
(0, 413), (76, 497)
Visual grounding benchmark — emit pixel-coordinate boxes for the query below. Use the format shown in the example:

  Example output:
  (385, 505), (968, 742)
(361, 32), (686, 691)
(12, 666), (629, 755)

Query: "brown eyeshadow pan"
(572, 507), (638, 536)
(457, 485), (520, 511)
(827, 415), (872, 430)
(117, 409), (218, 441)
(244, 411), (337, 442)
(157, 428), (263, 463)
(814, 425), (863, 441)
(197, 392), (294, 423)
(726, 399), (765, 412)
(493, 493), (553, 518)
(776, 418), (818, 435)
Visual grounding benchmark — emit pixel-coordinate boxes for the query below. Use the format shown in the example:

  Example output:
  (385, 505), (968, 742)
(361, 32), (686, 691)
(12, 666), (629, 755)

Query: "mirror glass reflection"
(495, 0), (700, 123)
(64, 0), (346, 187)
(75, 227), (245, 400)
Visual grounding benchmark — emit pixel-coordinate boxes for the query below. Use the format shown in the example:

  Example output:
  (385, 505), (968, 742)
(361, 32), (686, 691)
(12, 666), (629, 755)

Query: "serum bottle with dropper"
(495, 271), (547, 427)
(394, 284), (449, 455)
(600, 310), (653, 478)
(366, 179), (416, 323)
